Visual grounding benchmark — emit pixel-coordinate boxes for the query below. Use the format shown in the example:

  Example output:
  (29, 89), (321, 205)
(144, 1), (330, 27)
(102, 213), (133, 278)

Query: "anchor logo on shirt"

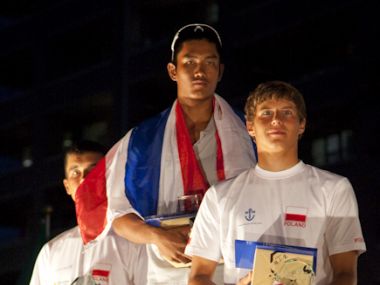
(245, 208), (255, 221)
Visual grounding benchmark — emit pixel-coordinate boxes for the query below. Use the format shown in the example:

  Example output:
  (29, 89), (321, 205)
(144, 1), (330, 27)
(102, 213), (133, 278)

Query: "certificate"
(145, 212), (196, 228)
(235, 240), (317, 285)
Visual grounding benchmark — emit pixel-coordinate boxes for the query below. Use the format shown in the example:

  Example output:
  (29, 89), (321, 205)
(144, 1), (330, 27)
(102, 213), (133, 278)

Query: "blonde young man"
(30, 141), (147, 285)
(186, 81), (366, 284)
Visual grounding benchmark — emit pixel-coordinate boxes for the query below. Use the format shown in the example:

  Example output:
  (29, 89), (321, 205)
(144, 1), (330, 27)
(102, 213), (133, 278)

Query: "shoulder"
(35, 227), (80, 261)
(210, 168), (254, 199)
(45, 226), (81, 249)
(303, 164), (352, 193)
(128, 107), (172, 146)
(134, 107), (172, 132)
(305, 164), (347, 182)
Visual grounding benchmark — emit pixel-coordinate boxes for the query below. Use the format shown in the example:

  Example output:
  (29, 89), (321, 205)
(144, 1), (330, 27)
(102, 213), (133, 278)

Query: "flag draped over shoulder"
(75, 158), (108, 244)
(124, 108), (171, 217)
(75, 95), (256, 245)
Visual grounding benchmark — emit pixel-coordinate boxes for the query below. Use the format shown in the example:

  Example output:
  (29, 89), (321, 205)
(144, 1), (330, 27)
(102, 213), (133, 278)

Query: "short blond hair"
(245, 81), (307, 123)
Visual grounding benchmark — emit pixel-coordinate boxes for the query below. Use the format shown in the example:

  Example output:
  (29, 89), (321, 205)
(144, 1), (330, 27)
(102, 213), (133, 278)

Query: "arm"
(188, 255), (218, 285)
(329, 250), (358, 285)
(112, 213), (191, 263)
(188, 257), (253, 285)
(325, 178), (365, 284)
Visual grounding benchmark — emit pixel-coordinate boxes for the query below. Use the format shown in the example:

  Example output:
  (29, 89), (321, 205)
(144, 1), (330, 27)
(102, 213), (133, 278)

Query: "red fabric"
(92, 269), (110, 277)
(176, 103), (209, 197)
(285, 213), (306, 222)
(215, 130), (225, 181)
(175, 103), (225, 199)
(75, 158), (107, 244)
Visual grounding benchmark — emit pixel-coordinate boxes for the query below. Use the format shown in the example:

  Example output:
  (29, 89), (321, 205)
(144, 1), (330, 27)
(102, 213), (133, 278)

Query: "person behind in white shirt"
(186, 81), (366, 285)
(29, 140), (147, 285)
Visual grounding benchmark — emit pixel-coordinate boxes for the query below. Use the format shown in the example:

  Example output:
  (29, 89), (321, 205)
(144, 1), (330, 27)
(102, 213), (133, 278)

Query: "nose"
(194, 63), (206, 78)
(271, 111), (283, 126)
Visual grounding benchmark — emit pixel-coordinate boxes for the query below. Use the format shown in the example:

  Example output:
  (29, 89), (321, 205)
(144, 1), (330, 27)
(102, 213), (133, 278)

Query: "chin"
(187, 94), (212, 101)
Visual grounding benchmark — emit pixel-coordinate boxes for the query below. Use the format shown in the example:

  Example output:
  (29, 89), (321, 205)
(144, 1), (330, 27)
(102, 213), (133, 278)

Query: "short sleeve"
(325, 178), (366, 256)
(185, 186), (222, 262)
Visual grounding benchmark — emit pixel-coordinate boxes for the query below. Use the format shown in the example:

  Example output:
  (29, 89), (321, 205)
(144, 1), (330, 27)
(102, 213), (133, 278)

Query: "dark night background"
(0, 0), (378, 284)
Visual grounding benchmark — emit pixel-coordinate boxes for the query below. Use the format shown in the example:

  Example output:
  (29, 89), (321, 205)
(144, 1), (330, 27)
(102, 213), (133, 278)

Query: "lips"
(267, 129), (286, 135)
(192, 79), (208, 86)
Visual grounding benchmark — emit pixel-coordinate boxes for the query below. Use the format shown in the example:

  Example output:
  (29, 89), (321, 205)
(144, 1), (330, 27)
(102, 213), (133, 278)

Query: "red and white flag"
(285, 206), (307, 222)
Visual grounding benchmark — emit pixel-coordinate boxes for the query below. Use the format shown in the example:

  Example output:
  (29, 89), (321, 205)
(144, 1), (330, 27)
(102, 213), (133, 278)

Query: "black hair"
(171, 24), (223, 65)
(63, 140), (107, 172)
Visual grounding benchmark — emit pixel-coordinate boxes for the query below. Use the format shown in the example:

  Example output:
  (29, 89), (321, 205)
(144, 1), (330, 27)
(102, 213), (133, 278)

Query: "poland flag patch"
(284, 206), (308, 227)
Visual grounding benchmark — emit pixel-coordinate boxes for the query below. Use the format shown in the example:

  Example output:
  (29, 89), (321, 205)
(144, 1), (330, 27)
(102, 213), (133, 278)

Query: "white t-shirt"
(186, 161), (366, 285)
(30, 226), (147, 285)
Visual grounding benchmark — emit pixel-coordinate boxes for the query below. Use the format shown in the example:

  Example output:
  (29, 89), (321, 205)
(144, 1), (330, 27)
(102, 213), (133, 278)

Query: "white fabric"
(186, 161), (366, 285)
(104, 94), (256, 285)
(29, 227), (147, 285)
(193, 117), (218, 186)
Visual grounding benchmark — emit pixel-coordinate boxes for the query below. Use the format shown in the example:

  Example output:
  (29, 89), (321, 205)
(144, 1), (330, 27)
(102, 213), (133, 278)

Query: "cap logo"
(193, 25), (204, 32)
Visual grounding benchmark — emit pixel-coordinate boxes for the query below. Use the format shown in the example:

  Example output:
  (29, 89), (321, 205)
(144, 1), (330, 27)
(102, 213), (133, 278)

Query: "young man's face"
(63, 151), (103, 201)
(247, 98), (306, 155)
(167, 39), (224, 105)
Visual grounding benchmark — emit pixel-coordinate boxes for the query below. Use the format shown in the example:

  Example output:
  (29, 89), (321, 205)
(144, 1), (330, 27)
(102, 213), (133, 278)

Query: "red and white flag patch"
(92, 266), (110, 285)
(284, 206), (308, 227)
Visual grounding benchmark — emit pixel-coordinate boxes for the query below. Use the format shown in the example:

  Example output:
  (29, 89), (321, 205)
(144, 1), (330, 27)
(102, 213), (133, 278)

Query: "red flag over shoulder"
(75, 157), (108, 244)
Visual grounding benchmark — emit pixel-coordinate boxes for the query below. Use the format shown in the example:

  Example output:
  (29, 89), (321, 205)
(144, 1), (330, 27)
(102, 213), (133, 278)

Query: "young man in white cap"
(186, 81), (366, 284)
(75, 23), (256, 284)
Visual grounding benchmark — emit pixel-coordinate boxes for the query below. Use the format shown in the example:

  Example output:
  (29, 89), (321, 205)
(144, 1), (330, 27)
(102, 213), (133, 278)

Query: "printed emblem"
(245, 208), (255, 221)
(284, 206), (307, 228)
(92, 267), (110, 285)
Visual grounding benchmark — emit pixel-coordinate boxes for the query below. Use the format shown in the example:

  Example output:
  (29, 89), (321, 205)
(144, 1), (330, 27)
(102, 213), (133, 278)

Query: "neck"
(257, 150), (299, 172)
(178, 98), (214, 143)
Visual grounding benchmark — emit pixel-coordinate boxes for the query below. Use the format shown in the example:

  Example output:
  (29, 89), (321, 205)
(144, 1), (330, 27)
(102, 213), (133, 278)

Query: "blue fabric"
(124, 108), (171, 218)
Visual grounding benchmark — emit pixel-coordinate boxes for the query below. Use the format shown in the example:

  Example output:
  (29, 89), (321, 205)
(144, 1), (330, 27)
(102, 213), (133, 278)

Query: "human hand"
(236, 272), (252, 285)
(154, 225), (192, 264)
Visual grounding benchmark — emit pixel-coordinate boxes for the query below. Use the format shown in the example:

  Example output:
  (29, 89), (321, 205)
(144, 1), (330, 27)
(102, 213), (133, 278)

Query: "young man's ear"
(167, 62), (177, 81)
(246, 121), (255, 138)
(298, 119), (306, 137)
(218, 63), (225, 82)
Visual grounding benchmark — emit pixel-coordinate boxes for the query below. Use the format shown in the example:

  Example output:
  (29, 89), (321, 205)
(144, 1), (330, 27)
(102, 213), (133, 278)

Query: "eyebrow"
(182, 53), (219, 59)
(68, 165), (79, 171)
(258, 104), (296, 110)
